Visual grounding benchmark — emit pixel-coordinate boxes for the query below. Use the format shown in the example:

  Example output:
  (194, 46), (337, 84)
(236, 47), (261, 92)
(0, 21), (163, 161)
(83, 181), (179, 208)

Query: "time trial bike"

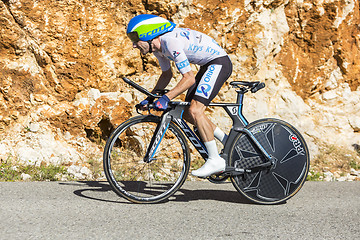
(103, 77), (310, 204)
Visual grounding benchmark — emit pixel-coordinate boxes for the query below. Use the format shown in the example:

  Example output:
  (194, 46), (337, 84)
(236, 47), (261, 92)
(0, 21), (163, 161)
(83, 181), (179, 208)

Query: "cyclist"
(126, 14), (232, 178)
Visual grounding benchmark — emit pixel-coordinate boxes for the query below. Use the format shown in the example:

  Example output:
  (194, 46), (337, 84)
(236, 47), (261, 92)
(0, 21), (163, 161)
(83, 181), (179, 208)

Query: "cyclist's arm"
(159, 37), (195, 100)
(153, 37), (195, 100)
(165, 70), (195, 100)
(151, 68), (173, 93)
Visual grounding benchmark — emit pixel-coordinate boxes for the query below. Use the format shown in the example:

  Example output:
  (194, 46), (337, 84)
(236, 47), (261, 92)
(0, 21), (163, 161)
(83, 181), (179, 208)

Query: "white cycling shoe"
(191, 157), (226, 178)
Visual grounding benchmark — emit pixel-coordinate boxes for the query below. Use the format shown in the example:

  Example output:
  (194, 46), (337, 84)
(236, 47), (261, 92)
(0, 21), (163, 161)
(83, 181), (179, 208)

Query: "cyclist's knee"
(188, 101), (206, 120)
(183, 109), (194, 124)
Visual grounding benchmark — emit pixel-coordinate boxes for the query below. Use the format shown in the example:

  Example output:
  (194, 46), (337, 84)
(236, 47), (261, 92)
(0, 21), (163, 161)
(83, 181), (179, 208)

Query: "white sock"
(204, 140), (220, 159)
(214, 127), (228, 145)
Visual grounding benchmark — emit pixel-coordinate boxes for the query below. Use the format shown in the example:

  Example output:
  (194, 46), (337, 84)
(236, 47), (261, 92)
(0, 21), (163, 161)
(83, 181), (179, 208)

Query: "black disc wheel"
(103, 115), (190, 203)
(230, 118), (310, 204)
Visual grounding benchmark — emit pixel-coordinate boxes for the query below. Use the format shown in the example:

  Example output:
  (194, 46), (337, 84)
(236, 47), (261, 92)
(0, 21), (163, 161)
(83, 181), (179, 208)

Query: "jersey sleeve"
(153, 52), (171, 72)
(162, 37), (192, 74)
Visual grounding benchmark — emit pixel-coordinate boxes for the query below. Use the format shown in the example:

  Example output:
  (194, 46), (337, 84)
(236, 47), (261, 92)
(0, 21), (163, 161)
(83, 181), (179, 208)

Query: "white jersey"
(154, 28), (227, 74)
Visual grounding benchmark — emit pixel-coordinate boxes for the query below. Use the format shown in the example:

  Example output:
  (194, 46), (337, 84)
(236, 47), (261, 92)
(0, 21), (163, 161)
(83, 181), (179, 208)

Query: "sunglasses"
(127, 32), (140, 42)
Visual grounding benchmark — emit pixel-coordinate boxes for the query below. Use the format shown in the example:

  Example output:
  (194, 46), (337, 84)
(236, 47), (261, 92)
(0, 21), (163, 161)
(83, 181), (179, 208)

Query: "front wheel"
(103, 115), (190, 203)
(229, 118), (310, 204)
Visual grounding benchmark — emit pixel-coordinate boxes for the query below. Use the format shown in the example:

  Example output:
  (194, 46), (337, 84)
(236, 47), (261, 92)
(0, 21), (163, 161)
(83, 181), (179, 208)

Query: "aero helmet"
(126, 14), (176, 42)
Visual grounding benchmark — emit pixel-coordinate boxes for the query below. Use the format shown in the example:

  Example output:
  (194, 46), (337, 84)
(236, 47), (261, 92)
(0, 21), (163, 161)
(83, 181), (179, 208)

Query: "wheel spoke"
(103, 116), (190, 203)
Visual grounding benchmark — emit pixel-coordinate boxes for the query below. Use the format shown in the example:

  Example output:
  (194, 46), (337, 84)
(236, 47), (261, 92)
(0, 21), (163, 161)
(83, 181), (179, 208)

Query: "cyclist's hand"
(136, 96), (154, 110)
(154, 95), (170, 111)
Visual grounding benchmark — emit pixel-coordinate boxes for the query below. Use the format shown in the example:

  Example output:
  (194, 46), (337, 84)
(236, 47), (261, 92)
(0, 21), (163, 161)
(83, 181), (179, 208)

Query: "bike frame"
(142, 85), (274, 170)
(104, 77), (309, 204)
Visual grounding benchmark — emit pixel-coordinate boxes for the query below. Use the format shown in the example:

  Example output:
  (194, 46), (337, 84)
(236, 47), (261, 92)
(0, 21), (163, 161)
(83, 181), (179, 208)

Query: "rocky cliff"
(0, 0), (359, 180)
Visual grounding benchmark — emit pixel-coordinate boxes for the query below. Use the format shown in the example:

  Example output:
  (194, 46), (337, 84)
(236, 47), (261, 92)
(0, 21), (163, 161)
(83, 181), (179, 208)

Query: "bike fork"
(143, 112), (172, 163)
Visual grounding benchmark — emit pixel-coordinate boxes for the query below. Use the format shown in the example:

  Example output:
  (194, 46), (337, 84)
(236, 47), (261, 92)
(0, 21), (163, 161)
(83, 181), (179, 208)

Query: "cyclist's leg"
(187, 56), (232, 177)
(187, 56), (232, 104)
(182, 107), (216, 136)
(188, 100), (214, 142)
(184, 56), (232, 145)
(188, 100), (225, 177)
(183, 110), (227, 144)
(182, 65), (213, 129)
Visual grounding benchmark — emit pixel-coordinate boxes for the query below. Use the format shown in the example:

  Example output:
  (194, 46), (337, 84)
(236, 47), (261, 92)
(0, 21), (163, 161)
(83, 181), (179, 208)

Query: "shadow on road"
(59, 181), (123, 204)
(175, 187), (252, 204)
(60, 181), (253, 204)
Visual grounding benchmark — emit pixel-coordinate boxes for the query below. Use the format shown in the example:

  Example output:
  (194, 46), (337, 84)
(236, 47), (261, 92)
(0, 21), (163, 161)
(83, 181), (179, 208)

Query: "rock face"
(0, 0), (359, 177)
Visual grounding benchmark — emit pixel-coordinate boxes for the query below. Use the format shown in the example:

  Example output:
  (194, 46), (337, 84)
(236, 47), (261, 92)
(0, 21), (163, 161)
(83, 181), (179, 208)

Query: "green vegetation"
(1, 141), (359, 182)
(0, 151), (105, 182)
(0, 160), (67, 181)
(87, 156), (103, 179)
(350, 160), (360, 170)
(308, 143), (360, 181)
(306, 170), (323, 181)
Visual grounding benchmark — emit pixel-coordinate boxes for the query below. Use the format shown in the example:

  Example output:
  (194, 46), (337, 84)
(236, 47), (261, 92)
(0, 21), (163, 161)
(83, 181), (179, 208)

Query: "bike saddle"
(230, 81), (265, 93)
(230, 81), (259, 88)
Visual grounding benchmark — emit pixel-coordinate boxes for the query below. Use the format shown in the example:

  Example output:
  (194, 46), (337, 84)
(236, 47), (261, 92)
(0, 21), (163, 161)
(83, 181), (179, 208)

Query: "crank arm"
(220, 162), (273, 177)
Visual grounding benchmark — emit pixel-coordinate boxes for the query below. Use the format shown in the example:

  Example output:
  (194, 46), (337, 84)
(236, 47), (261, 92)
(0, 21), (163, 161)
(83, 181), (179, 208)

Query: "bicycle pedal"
(195, 175), (208, 179)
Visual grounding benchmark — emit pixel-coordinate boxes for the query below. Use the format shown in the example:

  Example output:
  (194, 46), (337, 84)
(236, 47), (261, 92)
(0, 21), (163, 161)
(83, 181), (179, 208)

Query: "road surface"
(0, 181), (359, 239)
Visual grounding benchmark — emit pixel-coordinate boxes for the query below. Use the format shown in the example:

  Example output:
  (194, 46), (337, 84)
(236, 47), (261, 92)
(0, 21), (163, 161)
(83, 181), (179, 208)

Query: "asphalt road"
(0, 181), (359, 240)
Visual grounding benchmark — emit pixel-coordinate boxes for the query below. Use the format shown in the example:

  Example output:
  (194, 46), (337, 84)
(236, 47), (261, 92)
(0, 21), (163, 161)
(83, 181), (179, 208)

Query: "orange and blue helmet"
(126, 14), (176, 42)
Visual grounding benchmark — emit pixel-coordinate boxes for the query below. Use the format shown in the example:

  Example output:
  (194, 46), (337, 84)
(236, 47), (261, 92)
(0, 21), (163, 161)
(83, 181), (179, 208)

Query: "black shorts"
(185, 56), (233, 106)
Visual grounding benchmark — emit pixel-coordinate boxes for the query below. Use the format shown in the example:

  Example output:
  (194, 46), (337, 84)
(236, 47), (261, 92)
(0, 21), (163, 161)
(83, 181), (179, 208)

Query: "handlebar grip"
(251, 82), (265, 93)
(135, 103), (155, 109)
